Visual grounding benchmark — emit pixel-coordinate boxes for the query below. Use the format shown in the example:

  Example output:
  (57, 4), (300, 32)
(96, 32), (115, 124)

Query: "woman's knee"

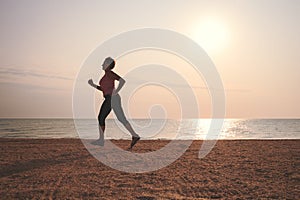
(98, 115), (106, 126)
(116, 115), (129, 125)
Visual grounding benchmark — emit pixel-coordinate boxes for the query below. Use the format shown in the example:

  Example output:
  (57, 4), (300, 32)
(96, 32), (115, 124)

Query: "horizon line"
(0, 117), (300, 120)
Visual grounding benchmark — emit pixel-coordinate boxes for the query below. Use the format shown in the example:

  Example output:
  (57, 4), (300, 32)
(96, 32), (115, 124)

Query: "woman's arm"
(113, 77), (125, 95)
(88, 79), (102, 91)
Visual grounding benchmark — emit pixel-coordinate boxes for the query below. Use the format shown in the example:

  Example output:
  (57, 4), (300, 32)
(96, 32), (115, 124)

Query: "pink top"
(99, 71), (121, 96)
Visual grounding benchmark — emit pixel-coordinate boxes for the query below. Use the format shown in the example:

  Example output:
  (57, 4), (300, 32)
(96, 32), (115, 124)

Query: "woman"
(88, 57), (140, 149)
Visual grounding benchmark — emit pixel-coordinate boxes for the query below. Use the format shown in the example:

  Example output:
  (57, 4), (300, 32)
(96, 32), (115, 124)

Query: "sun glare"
(192, 19), (230, 54)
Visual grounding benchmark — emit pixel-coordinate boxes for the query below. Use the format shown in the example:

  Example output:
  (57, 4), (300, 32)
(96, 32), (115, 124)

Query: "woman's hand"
(113, 78), (125, 95)
(88, 79), (102, 91)
(112, 89), (118, 96)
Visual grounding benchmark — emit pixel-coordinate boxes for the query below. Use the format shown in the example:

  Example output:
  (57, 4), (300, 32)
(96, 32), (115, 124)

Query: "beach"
(0, 138), (299, 199)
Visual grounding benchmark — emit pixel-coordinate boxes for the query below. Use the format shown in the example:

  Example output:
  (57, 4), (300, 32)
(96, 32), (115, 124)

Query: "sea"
(0, 119), (299, 140)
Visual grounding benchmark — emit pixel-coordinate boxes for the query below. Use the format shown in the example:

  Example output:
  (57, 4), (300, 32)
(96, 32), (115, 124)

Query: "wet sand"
(0, 138), (299, 199)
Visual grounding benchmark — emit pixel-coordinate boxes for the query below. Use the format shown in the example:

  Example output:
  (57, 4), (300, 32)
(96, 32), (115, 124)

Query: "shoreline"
(1, 138), (299, 199)
(1, 138), (299, 141)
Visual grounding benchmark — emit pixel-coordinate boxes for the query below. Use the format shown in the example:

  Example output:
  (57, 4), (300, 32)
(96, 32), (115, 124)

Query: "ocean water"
(0, 119), (299, 140)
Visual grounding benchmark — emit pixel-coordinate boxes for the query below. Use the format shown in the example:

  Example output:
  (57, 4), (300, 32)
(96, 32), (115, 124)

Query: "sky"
(0, 0), (299, 118)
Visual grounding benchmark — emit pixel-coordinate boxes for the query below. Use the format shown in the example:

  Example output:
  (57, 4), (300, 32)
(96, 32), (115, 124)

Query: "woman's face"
(102, 61), (111, 71)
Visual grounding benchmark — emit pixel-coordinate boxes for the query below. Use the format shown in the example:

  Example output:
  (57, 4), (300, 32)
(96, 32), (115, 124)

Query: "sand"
(0, 138), (299, 199)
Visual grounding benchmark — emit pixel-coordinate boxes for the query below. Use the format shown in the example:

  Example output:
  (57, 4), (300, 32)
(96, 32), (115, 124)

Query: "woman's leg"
(112, 94), (139, 137)
(97, 96), (112, 145)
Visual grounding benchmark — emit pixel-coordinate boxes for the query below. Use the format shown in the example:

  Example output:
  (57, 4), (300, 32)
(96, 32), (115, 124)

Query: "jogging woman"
(88, 57), (140, 149)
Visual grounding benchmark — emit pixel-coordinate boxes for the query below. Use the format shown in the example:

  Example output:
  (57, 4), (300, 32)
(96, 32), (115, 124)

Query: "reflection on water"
(0, 119), (299, 139)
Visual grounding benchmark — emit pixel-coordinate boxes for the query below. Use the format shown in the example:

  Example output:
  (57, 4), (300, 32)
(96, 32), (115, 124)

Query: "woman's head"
(102, 57), (115, 71)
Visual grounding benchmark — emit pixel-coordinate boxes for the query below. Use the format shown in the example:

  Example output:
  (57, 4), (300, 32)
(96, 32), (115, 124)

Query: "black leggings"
(98, 94), (129, 126)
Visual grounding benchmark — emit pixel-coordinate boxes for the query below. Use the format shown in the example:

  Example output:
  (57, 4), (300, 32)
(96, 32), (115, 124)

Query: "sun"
(192, 19), (230, 54)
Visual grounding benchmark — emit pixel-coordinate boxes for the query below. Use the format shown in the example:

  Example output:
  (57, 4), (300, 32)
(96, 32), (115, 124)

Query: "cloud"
(0, 81), (69, 92)
(0, 66), (74, 91)
(0, 67), (73, 81)
(127, 78), (251, 93)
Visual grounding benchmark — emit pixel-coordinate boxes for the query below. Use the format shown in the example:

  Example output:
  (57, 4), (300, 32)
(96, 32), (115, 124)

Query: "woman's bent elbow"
(120, 78), (126, 84)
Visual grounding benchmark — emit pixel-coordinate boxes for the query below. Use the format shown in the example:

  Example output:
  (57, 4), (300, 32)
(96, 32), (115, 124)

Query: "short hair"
(104, 57), (115, 69)
(108, 59), (115, 69)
